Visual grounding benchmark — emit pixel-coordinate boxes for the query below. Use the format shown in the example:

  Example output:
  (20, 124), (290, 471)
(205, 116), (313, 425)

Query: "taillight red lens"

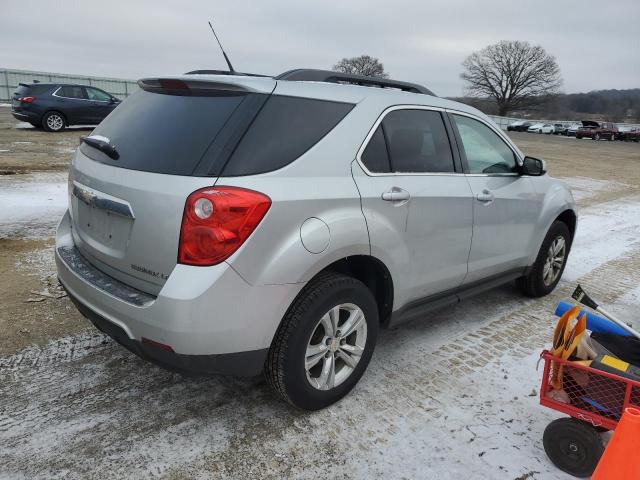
(178, 186), (271, 266)
(19, 96), (35, 104)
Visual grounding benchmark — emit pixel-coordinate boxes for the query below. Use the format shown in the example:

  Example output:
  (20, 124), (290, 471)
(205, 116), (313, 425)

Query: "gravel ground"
(1, 106), (639, 479)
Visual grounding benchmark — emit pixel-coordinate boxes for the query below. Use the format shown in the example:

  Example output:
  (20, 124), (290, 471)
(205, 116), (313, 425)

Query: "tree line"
(333, 44), (638, 122)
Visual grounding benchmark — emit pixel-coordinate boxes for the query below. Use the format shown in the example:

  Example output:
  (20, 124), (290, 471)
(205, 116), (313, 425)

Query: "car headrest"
(390, 128), (423, 159)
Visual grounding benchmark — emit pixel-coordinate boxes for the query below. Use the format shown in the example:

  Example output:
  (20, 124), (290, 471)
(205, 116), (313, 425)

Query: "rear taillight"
(178, 186), (271, 266)
(19, 96), (35, 104)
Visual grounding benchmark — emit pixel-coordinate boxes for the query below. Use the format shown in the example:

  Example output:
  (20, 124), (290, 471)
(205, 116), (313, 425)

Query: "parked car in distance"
(566, 123), (581, 137)
(528, 123), (554, 134)
(55, 69), (577, 410)
(575, 120), (618, 141)
(553, 124), (568, 135)
(617, 126), (640, 142)
(507, 120), (533, 132)
(11, 82), (121, 132)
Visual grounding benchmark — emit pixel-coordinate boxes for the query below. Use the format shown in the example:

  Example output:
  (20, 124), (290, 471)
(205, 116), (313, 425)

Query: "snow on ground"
(0, 171), (68, 238)
(2, 192), (640, 479)
(563, 196), (640, 281)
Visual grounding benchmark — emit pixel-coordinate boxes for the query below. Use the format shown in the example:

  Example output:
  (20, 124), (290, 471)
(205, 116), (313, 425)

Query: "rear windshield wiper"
(81, 135), (119, 160)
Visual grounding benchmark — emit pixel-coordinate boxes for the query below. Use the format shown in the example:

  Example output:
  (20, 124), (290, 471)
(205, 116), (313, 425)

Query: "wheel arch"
(555, 209), (577, 245)
(315, 255), (394, 326)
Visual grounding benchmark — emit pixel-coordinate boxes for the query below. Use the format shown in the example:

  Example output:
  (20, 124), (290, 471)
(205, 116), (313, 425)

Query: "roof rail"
(275, 69), (435, 96)
(185, 69), (269, 78)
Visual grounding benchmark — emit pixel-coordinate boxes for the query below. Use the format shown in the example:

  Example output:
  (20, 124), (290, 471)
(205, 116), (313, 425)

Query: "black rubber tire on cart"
(543, 418), (604, 478)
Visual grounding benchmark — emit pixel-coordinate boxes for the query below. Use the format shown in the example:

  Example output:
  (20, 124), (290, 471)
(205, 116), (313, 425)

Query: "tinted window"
(361, 126), (391, 173)
(80, 90), (250, 175)
(86, 88), (112, 102)
(15, 84), (52, 96)
(222, 96), (354, 176)
(452, 114), (518, 174)
(382, 109), (454, 173)
(58, 86), (86, 99)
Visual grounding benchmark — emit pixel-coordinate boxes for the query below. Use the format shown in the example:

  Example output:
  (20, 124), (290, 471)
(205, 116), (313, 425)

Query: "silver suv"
(55, 69), (577, 410)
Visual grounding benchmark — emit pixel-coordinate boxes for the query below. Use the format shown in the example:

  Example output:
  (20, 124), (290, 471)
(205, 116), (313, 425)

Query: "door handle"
(382, 187), (411, 204)
(476, 189), (495, 203)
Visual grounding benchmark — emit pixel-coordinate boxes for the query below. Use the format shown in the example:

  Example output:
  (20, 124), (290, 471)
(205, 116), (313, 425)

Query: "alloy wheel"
(305, 303), (367, 390)
(46, 114), (64, 131)
(543, 236), (566, 286)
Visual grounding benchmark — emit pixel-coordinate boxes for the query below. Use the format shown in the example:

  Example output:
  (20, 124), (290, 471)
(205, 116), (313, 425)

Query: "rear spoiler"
(137, 78), (250, 96)
(137, 76), (276, 96)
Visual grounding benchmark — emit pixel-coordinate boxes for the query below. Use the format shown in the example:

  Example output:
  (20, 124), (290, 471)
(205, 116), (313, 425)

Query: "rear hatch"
(12, 83), (52, 112)
(68, 76), (276, 295)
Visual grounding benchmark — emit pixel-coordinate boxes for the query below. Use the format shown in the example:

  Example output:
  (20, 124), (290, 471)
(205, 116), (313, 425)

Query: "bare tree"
(460, 41), (562, 116)
(333, 55), (389, 78)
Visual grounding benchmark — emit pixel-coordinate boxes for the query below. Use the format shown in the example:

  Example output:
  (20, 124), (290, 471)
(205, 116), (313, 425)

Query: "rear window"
(80, 90), (256, 176)
(14, 84), (52, 96)
(221, 95), (354, 176)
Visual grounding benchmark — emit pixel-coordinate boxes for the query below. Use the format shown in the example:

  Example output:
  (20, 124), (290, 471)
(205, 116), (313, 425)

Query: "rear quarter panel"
(214, 92), (386, 286)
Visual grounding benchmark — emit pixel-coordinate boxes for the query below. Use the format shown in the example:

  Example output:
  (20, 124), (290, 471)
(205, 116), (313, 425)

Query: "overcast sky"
(2, 0), (638, 97)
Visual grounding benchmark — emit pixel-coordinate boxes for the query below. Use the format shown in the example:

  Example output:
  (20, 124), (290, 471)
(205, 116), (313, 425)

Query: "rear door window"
(361, 126), (391, 173)
(381, 109), (455, 173)
(58, 86), (86, 99)
(221, 96), (354, 176)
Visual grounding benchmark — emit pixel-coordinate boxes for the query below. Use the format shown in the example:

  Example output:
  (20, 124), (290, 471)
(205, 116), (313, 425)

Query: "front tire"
(265, 271), (379, 410)
(42, 111), (66, 132)
(517, 221), (571, 297)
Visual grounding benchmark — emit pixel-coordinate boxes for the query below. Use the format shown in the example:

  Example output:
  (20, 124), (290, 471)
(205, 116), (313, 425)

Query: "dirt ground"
(1, 105), (640, 479)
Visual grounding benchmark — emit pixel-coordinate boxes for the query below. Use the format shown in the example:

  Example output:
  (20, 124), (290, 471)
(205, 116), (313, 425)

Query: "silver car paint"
(56, 74), (576, 357)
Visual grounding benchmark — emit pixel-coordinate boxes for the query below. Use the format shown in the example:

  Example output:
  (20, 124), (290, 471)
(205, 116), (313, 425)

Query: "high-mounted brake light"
(19, 96), (35, 103)
(178, 186), (271, 266)
(137, 78), (248, 96)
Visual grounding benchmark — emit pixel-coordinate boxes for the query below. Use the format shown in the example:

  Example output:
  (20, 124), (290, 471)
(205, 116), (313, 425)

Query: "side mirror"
(109, 97), (118, 104)
(521, 156), (546, 176)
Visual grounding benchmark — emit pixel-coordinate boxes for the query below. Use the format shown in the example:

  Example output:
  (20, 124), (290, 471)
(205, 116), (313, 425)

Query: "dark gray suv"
(11, 82), (121, 131)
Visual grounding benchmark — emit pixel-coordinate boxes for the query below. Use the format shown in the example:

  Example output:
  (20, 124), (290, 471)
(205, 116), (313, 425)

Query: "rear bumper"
(11, 110), (37, 122)
(55, 210), (304, 376)
(64, 287), (268, 376)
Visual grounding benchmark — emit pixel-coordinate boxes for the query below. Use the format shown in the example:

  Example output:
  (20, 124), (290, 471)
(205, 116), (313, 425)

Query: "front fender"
(526, 177), (577, 265)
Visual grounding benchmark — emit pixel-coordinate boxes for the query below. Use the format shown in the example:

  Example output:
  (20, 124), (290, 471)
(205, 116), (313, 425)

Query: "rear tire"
(517, 221), (571, 297)
(594, 133), (601, 141)
(265, 271), (379, 410)
(543, 418), (604, 478)
(42, 111), (66, 132)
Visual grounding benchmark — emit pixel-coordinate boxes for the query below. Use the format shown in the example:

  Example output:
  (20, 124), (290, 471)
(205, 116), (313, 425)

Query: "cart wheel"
(543, 418), (604, 478)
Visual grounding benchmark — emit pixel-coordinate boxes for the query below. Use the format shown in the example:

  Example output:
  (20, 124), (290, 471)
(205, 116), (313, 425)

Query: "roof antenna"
(208, 20), (235, 73)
